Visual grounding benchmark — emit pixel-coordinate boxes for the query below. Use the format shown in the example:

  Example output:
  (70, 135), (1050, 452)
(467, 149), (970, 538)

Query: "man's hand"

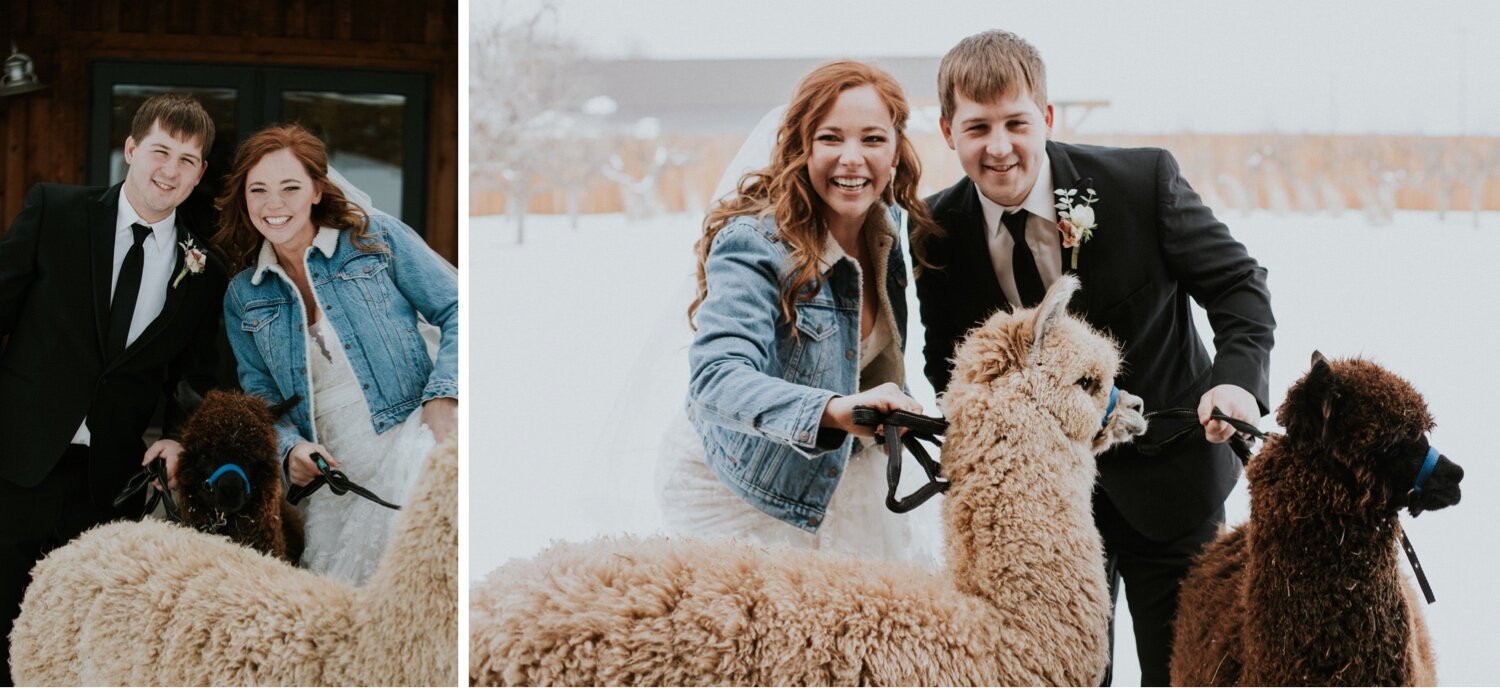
(142, 439), (185, 490)
(1197, 384), (1258, 444)
(420, 397), (458, 443)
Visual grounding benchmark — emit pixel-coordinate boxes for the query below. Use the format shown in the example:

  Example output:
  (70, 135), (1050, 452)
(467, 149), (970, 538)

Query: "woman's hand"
(287, 442), (339, 487)
(820, 382), (924, 438)
(421, 397), (458, 443)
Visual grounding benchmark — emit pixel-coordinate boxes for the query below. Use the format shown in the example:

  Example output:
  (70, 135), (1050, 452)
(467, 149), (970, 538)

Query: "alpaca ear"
(1289, 352), (1337, 443)
(175, 381), (206, 417)
(1028, 275), (1081, 366)
(268, 395), (301, 419)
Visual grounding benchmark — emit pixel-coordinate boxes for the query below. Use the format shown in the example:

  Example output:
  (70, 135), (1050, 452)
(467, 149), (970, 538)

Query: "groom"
(0, 93), (227, 685)
(914, 31), (1275, 685)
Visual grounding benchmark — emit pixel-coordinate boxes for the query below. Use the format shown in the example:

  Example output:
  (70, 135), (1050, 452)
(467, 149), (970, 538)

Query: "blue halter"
(1412, 446), (1440, 496)
(1101, 386), (1120, 427)
(206, 463), (252, 497)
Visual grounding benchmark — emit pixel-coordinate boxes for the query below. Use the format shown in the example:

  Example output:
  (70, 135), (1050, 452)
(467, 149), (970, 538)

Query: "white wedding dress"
(657, 316), (924, 565)
(298, 312), (435, 585)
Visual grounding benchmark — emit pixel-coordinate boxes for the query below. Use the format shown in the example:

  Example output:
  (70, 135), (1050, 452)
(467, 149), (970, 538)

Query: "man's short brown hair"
(129, 93), (215, 156)
(937, 30), (1048, 121)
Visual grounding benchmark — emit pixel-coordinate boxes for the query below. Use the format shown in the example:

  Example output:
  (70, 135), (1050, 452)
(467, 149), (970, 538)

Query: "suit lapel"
(91, 185), (123, 358)
(108, 225), (188, 371)
(1047, 141), (1083, 276)
(952, 178), (1010, 312)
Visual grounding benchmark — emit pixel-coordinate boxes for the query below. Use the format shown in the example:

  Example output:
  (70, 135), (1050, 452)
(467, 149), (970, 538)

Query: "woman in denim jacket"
(657, 62), (941, 562)
(214, 125), (457, 584)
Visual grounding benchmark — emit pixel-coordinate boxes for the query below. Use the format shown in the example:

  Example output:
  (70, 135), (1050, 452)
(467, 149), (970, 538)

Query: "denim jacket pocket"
(790, 301), (841, 387)
(239, 306), (281, 333)
(336, 253), (393, 308)
(241, 300), (288, 366)
(793, 301), (840, 342)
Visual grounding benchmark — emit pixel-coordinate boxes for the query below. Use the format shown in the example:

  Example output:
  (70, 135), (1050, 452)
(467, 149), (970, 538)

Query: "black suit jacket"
(0, 183), (226, 508)
(917, 141), (1275, 540)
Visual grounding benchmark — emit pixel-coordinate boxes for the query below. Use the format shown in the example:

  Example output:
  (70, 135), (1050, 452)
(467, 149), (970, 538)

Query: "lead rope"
(286, 453), (402, 510)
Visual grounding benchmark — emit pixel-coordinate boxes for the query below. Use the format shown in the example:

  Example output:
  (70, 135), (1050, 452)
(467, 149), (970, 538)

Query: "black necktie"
(107, 223), (152, 358)
(1003, 210), (1045, 308)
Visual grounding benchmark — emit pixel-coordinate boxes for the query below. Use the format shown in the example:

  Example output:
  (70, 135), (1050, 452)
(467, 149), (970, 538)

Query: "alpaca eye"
(1077, 376), (1098, 393)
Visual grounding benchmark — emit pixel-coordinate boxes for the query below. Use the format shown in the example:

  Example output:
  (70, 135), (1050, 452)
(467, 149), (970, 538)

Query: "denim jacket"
(224, 215), (459, 461)
(687, 207), (909, 532)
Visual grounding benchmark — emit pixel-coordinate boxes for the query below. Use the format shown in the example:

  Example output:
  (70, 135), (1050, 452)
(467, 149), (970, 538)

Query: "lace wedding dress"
(299, 312), (435, 585)
(657, 316), (924, 566)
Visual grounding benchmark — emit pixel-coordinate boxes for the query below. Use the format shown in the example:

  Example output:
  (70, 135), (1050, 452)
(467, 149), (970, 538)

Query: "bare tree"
(470, 3), (594, 242)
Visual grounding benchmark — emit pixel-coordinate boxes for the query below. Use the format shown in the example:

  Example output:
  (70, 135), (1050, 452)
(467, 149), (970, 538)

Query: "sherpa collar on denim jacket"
(249, 227), (341, 285)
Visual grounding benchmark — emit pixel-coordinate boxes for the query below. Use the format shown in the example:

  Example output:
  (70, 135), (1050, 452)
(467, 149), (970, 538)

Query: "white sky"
(472, 0), (1500, 135)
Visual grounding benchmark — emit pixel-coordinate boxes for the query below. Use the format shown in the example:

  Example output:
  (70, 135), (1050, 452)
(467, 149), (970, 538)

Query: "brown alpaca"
(173, 389), (305, 563)
(471, 276), (1148, 686)
(1171, 352), (1464, 686)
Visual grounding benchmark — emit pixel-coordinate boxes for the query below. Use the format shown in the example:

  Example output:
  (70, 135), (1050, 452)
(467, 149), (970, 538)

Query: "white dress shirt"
(71, 193), (181, 446)
(977, 150), (1064, 310)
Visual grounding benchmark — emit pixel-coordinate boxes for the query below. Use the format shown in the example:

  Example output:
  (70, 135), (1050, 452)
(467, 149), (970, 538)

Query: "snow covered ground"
(470, 208), (1500, 685)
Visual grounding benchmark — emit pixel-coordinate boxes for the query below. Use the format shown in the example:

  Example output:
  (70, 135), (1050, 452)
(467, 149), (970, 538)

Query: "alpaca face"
(1030, 317), (1144, 448)
(945, 275), (1147, 454)
(1094, 388), (1146, 454)
(175, 390), (286, 518)
(1278, 351), (1464, 517)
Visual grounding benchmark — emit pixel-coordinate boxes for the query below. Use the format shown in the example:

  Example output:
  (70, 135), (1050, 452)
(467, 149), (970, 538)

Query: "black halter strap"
(113, 458), (182, 522)
(1137, 407), (1268, 464)
(853, 407), (951, 513)
(286, 453), (402, 510)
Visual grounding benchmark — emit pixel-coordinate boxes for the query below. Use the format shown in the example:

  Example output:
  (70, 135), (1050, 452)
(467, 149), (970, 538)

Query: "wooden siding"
(1, 0), (458, 261)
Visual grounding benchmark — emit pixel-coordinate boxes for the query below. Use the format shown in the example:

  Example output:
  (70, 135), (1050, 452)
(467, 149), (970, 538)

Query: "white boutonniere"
(1054, 180), (1099, 270)
(173, 236), (207, 288)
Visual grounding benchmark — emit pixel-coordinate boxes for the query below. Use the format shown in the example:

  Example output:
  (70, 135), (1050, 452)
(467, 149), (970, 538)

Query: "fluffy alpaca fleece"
(470, 276), (1148, 686)
(9, 437), (458, 687)
(174, 389), (304, 563)
(1171, 353), (1465, 686)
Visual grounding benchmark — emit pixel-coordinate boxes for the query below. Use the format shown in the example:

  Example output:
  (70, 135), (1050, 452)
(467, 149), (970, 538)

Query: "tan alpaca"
(470, 276), (1146, 686)
(9, 438), (458, 687)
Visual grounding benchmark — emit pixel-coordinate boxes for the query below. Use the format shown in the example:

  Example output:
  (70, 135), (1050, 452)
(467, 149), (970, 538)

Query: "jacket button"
(345, 343), (352, 350)
(826, 467), (838, 478)
(362, 383), (369, 390)
(313, 273), (321, 279)
(807, 515), (820, 527)
(800, 431), (809, 442)
(845, 349), (855, 360)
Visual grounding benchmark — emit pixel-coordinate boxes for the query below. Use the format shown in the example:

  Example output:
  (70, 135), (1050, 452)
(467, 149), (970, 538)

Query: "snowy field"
(470, 209), (1500, 685)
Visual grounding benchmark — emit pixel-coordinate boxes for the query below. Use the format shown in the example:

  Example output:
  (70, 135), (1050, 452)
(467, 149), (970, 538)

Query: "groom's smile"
(940, 90), (1053, 208)
(121, 121), (207, 224)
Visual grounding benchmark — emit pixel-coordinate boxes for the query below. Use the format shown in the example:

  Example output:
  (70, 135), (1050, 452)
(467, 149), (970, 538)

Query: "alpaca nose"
(1122, 394), (1144, 414)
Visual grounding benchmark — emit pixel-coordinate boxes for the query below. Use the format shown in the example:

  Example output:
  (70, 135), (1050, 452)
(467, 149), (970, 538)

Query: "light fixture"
(1, 42), (47, 98)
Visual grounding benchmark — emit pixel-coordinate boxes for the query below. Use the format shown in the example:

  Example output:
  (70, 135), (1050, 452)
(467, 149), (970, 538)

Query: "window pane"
(281, 91), (406, 218)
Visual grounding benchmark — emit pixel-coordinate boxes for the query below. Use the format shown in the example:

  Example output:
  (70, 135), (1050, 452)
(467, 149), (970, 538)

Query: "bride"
(213, 124), (458, 585)
(655, 61), (939, 565)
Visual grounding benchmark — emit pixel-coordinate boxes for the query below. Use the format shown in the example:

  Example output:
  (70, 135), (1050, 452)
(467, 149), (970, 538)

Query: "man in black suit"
(914, 31), (1275, 685)
(0, 94), (226, 685)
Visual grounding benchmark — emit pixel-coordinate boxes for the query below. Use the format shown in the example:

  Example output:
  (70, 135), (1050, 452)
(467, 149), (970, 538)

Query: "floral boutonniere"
(172, 236), (207, 288)
(1054, 180), (1099, 270)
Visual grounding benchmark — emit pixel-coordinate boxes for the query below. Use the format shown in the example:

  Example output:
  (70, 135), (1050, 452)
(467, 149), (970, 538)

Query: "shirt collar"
(250, 228), (342, 285)
(977, 150), (1056, 237)
(116, 192), (177, 252)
